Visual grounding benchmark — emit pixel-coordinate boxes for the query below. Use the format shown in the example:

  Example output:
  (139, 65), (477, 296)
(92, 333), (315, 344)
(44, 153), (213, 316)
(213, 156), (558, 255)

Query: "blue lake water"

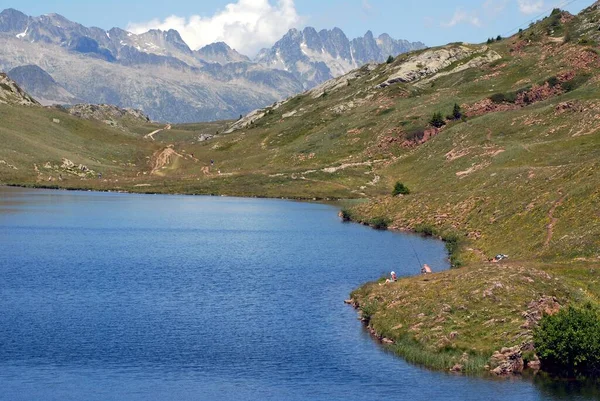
(0, 187), (598, 401)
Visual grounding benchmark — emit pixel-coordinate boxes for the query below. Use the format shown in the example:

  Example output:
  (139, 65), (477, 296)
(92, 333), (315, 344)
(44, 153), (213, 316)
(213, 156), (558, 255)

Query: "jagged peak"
(1, 8), (27, 17)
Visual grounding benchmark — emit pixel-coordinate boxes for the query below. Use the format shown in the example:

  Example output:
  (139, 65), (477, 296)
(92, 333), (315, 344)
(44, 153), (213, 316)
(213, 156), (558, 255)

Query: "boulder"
(490, 346), (524, 375)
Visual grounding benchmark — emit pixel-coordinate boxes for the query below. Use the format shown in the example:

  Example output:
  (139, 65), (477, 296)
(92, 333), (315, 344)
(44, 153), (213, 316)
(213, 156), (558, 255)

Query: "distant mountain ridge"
(0, 8), (425, 121)
(7, 64), (79, 106)
(256, 27), (425, 88)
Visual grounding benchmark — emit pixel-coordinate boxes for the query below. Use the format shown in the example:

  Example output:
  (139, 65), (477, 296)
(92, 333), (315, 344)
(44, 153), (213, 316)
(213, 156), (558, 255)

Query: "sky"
(2, 0), (593, 55)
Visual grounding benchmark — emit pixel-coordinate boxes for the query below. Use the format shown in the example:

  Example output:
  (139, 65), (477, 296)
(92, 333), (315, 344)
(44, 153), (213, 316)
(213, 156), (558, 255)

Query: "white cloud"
(127, 0), (304, 56)
(441, 8), (482, 28)
(517, 0), (545, 14)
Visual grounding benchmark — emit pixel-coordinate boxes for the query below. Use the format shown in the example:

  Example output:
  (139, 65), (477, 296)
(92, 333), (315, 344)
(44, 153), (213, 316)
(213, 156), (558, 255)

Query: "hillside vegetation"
(1, 3), (600, 376)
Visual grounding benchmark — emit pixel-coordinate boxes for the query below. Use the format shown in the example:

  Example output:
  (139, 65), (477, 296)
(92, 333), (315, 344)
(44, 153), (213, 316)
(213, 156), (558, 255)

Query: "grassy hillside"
(1, 4), (600, 376)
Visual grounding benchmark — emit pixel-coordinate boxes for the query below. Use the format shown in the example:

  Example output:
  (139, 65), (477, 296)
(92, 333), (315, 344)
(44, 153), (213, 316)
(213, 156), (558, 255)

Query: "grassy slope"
(1, 5), (600, 374)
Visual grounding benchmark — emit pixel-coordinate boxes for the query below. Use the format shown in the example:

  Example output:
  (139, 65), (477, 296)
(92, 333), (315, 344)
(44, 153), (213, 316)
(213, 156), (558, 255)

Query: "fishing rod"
(407, 235), (424, 271)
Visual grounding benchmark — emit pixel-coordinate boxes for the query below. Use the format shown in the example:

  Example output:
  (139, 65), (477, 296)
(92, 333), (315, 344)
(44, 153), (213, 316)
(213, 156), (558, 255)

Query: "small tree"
(386, 55), (394, 64)
(429, 112), (446, 128)
(496, 35), (503, 41)
(487, 38), (494, 44)
(534, 305), (600, 378)
(392, 181), (410, 196)
(452, 103), (462, 120)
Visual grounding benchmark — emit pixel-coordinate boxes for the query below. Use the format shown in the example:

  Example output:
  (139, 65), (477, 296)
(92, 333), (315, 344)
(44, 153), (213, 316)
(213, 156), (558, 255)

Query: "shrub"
(414, 223), (437, 237)
(370, 217), (390, 230)
(429, 112), (446, 128)
(443, 232), (462, 257)
(534, 305), (600, 378)
(340, 208), (352, 222)
(452, 103), (462, 120)
(562, 74), (591, 92)
(386, 55), (394, 64)
(496, 35), (503, 41)
(392, 182), (410, 196)
(546, 76), (560, 87)
(489, 93), (508, 103)
(486, 38), (494, 44)
(490, 91), (519, 104)
(578, 37), (597, 46)
(405, 129), (425, 142)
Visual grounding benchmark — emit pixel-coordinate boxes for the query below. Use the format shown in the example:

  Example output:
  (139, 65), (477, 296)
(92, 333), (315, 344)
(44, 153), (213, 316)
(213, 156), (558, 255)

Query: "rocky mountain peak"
(0, 8), (29, 32)
(195, 42), (250, 64)
(256, 25), (426, 88)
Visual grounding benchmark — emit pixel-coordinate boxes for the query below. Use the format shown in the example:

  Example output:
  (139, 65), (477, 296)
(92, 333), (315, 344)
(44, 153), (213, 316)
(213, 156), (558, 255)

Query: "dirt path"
(144, 124), (172, 141)
(544, 194), (567, 248)
(150, 145), (183, 174)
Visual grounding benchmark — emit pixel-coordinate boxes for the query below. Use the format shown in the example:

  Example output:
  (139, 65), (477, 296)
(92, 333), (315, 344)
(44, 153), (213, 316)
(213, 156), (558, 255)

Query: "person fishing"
(383, 271), (397, 284)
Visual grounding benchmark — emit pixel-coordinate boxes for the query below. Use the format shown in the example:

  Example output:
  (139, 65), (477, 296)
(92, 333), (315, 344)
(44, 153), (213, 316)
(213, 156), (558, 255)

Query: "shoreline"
(2, 182), (596, 382)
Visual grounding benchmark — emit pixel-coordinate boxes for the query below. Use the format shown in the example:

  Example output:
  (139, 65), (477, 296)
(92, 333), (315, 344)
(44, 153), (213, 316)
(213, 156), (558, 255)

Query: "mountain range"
(0, 8), (425, 122)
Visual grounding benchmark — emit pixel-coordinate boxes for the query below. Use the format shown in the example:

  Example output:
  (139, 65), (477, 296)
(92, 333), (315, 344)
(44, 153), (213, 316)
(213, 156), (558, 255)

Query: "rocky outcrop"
(377, 45), (500, 88)
(521, 296), (561, 329)
(0, 73), (39, 106)
(307, 62), (378, 99)
(490, 346), (525, 375)
(68, 103), (150, 126)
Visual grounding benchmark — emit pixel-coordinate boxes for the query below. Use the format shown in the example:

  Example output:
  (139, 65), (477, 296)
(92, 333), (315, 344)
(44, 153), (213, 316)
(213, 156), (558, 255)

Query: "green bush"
(392, 181), (410, 196)
(443, 232), (461, 256)
(578, 37), (597, 46)
(414, 223), (437, 237)
(490, 90), (520, 104)
(429, 112), (446, 128)
(534, 304), (600, 378)
(562, 74), (591, 92)
(452, 103), (462, 120)
(546, 76), (560, 87)
(370, 217), (391, 230)
(340, 208), (352, 222)
(405, 129), (425, 142)
(386, 55), (394, 64)
(490, 93), (509, 103)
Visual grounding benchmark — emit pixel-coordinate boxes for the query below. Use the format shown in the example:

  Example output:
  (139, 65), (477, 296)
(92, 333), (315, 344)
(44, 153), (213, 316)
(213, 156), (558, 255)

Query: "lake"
(0, 187), (597, 401)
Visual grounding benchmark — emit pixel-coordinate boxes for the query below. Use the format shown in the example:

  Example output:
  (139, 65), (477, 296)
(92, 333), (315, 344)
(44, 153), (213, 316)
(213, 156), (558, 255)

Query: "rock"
(450, 364), (463, 372)
(490, 346), (524, 375)
(52, 118), (60, 124)
(61, 158), (75, 169)
(68, 104), (150, 126)
(376, 45), (500, 88)
(527, 355), (541, 370)
(449, 331), (459, 339)
(282, 110), (297, 118)
(521, 296), (561, 329)
(0, 73), (39, 106)
(381, 337), (394, 344)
